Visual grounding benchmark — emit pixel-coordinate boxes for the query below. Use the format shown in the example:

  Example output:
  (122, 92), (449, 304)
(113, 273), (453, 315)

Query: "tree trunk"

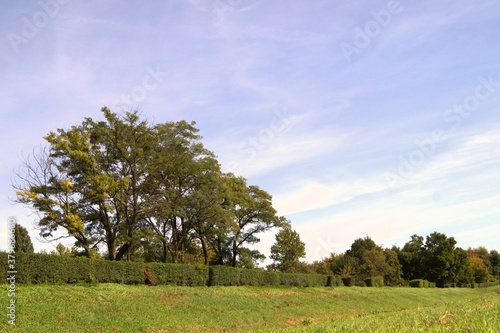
(116, 243), (131, 261)
(162, 238), (168, 263)
(231, 241), (237, 267)
(107, 237), (116, 260)
(200, 234), (209, 266)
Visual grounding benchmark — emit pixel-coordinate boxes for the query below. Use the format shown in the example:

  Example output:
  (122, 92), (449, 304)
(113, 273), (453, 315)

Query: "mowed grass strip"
(1, 284), (499, 332)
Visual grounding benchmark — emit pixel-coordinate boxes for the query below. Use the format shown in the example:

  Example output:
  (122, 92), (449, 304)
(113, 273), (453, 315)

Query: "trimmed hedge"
(327, 275), (343, 287)
(240, 269), (280, 286)
(409, 279), (431, 288)
(280, 273), (327, 287)
(364, 276), (384, 287)
(208, 265), (242, 286)
(409, 279), (424, 288)
(147, 263), (208, 286)
(471, 281), (499, 288)
(262, 270), (281, 286)
(2, 252), (338, 288)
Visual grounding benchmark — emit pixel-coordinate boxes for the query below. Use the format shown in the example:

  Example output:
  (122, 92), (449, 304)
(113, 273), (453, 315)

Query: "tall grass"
(1, 284), (498, 332)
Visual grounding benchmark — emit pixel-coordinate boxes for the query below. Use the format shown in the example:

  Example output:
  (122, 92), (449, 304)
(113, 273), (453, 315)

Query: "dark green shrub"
(85, 273), (98, 285)
(471, 281), (499, 288)
(67, 257), (92, 283)
(364, 276), (384, 287)
(148, 263), (208, 286)
(341, 277), (353, 287)
(326, 275), (343, 287)
(92, 260), (122, 283)
(262, 271), (280, 286)
(119, 261), (144, 284)
(18, 253), (70, 283)
(308, 274), (328, 287)
(280, 273), (327, 287)
(208, 266), (241, 286)
(240, 269), (269, 286)
(280, 273), (304, 287)
(409, 279), (423, 288)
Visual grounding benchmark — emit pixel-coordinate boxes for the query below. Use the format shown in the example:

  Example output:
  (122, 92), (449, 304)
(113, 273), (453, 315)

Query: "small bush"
(342, 277), (353, 287)
(85, 273), (98, 286)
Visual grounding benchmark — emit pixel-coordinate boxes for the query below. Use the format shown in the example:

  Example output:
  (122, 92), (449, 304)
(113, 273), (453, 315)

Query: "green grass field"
(2, 284), (499, 332)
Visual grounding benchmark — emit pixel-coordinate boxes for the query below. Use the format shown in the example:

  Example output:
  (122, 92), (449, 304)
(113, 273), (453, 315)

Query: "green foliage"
(208, 265), (242, 286)
(280, 273), (327, 287)
(346, 236), (379, 260)
(341, 276), (353, 287)
(14, 223), (34, 253)
(470, 281), (499, 288)
(239, 269), (280, 286)
(326, 275), (343, 287)
(409, 279), (431, 288)
(383, 249), (403, 286)
(15, 109), (285, 267)
(148, 263), (208, 286)
(469, 255), (491, 283)
(489, 250), (500, 278)
(222, 175), (285, 267)
(90, 260), (144, 284)
(422, 232), (458, 285)
(328, 253), (359, 277)
(262, 270), (281, 286)
(268, 224), (306, 273)
(399, 234), (425, 281)
(364, 276), (384, 287)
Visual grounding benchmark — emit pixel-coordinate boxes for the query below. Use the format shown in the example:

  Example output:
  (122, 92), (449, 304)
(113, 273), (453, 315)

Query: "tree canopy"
(14, 223), (34, 254)
(268, 223), (306, 273)
(14, 108), (284, 266)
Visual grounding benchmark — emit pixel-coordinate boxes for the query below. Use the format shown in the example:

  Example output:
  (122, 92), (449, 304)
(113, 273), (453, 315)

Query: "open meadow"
(2, 284), (499, 333)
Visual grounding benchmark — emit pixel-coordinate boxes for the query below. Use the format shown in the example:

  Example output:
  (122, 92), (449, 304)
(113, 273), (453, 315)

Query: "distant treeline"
(306, 233), (499, 287)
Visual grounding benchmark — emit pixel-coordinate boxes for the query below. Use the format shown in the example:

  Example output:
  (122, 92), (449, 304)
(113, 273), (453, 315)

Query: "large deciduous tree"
(221, 174), (284, 267)
(398, 234), (425, 280)
(14, 108), (282, 265)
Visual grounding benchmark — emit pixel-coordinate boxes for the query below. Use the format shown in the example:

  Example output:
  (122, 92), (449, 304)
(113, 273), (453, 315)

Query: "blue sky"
(1, 0), (499, 262)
